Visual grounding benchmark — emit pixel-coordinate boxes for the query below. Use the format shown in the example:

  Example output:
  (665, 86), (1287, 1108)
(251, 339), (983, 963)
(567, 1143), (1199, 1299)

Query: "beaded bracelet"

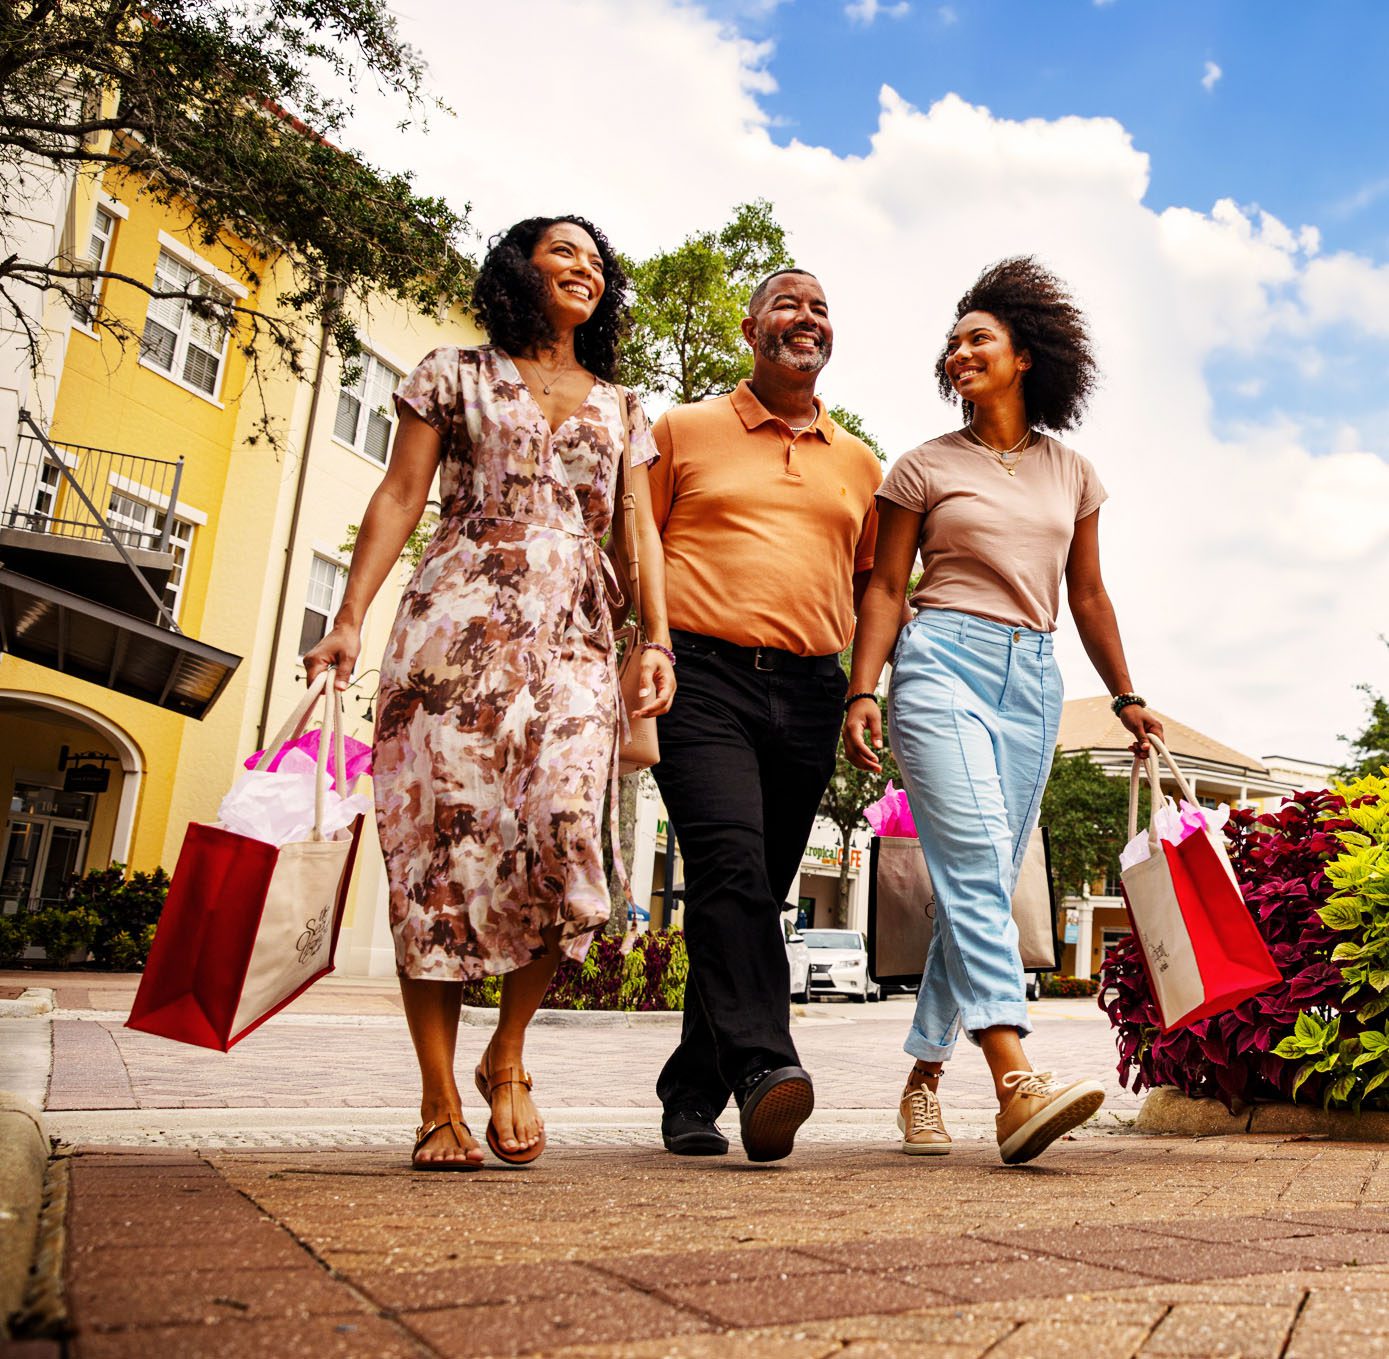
(642, 641), (677, 667)
(1111, 691), (1146, 716)
(844, 691), (879, 711)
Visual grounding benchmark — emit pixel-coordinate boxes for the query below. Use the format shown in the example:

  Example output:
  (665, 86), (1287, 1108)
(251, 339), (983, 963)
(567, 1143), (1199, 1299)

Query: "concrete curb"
(1137, 1086), (1389, 1141)
(459, 1004), (683, 1027)
(0, 1095), (47, 1338)
(0, 989), (54, 1019)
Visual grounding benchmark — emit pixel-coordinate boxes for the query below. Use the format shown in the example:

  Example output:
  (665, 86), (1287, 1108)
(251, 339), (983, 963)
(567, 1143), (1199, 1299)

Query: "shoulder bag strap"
(614, 384), (643, 638)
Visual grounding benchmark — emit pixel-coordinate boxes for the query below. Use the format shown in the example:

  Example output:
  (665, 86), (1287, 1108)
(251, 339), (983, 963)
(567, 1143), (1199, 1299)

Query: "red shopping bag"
(127, 676), (363, 1051)
(1120, 736), (1279, 1032)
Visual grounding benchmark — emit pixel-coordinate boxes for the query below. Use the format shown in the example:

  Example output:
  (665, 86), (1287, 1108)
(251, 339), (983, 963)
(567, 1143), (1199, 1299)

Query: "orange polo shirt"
(648, 380), (881, 656)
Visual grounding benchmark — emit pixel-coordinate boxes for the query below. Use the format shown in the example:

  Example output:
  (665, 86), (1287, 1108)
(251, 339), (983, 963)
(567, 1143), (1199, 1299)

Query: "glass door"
(1, 817), (44, 915)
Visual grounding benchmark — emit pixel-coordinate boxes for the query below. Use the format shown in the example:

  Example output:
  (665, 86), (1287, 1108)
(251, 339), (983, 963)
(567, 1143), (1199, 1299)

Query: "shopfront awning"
(0, 568), (240, 719)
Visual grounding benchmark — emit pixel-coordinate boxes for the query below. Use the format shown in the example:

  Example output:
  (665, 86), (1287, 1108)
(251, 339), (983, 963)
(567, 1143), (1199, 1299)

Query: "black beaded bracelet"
(844, 691), (878, 711)
(1111, 692), (1146, 716)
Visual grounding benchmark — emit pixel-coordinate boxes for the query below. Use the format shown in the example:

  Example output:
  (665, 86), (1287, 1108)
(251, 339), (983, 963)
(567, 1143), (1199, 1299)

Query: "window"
(72, 206), (116, 326)
(333, 354), (399, 463)
(298, 554), (346, 656)
(30, 459), (61, 529)
(140, 249), (230, 397)
(105, 491), (195, 621)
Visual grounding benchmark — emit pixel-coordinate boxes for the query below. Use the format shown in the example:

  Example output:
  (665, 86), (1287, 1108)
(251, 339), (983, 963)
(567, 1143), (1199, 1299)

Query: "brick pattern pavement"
(49, 1137), (1389, 1358)
(41, 992), (1139, 1116)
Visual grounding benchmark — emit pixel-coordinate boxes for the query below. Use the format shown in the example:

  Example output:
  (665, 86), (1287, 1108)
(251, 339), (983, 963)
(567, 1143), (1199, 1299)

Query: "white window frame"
(332, 351), (401, 466)
(103, 489), (196, 623)
(138, 240), (241, 405)
(71, 204), (118, 336)
(298, 553), (347, 657)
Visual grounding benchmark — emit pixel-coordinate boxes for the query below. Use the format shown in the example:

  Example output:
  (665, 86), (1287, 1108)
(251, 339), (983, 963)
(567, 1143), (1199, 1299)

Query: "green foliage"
(68, 864), (170, 970)
(1040, 973), (1099, 998)
(457, 929), (688, 1011)
(28, 904), (99, 966)
(1338, 642), (1389, 780)
(1282, 771), (1389, 1109)
(618, 200), (793, 403)
(820, 650), (899, 927)
(1, 0), (473, 444)
(0, 913), (29, 966)
(828, 405), (886, 462)
(1040, 748), (1147, 898)
(341, 512), (438, 572)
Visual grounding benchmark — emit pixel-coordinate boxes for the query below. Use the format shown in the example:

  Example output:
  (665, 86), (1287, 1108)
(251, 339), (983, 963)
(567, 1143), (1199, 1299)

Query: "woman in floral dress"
(304, 217), (675, 1169)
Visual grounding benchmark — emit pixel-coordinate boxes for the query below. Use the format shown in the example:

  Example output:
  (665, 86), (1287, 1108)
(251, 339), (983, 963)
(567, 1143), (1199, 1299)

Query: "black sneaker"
(661, 1106), (729, 1156)
(736, 1066), (814, 1163)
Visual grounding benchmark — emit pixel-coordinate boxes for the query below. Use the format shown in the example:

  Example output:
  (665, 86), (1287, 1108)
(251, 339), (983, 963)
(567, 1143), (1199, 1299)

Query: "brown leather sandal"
(411, 1114), (484, 1171)
(474, 1059), (547, 1165)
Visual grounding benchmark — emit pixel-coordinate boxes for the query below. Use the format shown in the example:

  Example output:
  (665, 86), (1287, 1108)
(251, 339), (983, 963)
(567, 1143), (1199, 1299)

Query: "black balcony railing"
(5, 411), (183, 630)
(4, 419), (184, 554)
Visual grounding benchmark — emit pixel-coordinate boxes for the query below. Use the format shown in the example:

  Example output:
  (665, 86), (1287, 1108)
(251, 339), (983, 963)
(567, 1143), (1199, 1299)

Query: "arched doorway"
(0, 692), (143, 915)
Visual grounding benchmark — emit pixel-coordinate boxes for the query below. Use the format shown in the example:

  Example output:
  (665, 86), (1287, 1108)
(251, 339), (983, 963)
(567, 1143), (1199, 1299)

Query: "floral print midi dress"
(375, 345), (658, 980)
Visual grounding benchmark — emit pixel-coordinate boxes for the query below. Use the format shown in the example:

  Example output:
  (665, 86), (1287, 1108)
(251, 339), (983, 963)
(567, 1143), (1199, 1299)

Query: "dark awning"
(0, 568), (240, 719)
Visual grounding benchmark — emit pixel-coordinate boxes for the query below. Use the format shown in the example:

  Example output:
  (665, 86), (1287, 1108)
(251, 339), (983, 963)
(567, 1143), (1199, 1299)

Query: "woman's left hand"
(630, 649), (676, 719)
(1120, 704), (1164, 758)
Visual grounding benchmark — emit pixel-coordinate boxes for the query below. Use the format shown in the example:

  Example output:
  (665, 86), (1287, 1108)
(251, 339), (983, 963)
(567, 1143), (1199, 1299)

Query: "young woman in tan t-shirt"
(843, 257), (1163, 1165)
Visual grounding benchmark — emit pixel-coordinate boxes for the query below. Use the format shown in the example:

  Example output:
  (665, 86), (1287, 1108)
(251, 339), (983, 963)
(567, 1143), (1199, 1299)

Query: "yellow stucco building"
(0, 161), (480, 973)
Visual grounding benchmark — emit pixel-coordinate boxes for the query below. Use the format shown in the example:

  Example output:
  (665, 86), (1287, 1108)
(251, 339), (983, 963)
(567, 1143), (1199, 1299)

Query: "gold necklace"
(966, 425), (1033, 477)
(517, 352), (576, 395)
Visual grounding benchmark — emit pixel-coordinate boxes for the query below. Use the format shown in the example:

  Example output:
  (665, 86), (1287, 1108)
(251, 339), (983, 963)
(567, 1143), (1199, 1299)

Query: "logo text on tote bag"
(296, 906), (329, 965)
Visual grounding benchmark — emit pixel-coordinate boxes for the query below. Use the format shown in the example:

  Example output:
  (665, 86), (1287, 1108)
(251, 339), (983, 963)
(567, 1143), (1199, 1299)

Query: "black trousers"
(653, 633), (847, 1116)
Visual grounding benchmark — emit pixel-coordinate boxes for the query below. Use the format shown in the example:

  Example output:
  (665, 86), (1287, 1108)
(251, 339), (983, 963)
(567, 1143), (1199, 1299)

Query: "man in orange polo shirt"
(648, 268), (881, 1162)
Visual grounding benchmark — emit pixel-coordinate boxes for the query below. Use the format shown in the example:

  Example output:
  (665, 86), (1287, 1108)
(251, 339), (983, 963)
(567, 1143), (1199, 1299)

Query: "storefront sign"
(63, 765), (110, 794)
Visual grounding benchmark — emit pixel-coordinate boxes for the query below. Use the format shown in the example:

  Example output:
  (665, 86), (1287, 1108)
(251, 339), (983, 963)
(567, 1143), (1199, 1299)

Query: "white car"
(803, 928), (881, 1002)
(783, 917), (811, 1004)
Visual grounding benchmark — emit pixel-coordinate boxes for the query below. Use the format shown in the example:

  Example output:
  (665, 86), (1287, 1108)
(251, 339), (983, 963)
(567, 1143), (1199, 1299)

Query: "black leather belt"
(670, 630), (842, 677)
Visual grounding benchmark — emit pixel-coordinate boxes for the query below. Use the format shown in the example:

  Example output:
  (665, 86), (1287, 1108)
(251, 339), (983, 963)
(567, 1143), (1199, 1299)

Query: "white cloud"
(845, 0), (910, 23)
(339, 0), (1388, 765)
(1202, 60), (1223, 92)
(937, 5), (958, 24)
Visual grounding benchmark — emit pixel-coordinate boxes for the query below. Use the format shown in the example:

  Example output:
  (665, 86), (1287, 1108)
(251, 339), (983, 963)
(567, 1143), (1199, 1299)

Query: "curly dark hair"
(471, 216), (629, 381)
(934, 256), (1098, 433)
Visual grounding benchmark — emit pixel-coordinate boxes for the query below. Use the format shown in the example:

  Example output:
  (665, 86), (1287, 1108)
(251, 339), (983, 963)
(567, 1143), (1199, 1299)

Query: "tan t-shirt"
(876, 429), (1106, 633)
(648, 381), (881, 656)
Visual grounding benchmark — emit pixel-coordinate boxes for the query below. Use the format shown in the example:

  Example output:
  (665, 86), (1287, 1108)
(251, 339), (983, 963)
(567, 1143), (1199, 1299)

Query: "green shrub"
(70, 864), (169, 970)
(0, 912), (29, 966)
(1040, 973), (1099, 998)
(28, 903), (98, 965)
(459, 929), (688, 1011)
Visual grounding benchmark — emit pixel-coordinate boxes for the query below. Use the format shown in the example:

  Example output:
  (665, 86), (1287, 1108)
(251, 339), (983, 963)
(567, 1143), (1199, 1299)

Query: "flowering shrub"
(459, 928), (688, 1011)
(1098, 785), (1368, 1110)
(1040, 973), (1099, 998)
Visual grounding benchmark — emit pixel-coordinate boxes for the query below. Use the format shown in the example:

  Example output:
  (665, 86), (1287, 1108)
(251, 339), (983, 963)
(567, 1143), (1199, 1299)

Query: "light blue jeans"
(887, 609), (1062, 1062)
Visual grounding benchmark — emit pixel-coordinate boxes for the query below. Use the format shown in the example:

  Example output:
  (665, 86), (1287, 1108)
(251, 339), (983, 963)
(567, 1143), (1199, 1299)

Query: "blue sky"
(726, 0), (1389, 263)
(692, 0), (1389, 459)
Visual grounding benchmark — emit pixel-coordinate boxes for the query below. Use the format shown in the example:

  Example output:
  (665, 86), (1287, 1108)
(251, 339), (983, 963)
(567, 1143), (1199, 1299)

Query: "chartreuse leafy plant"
(1280, 773), (1389, 1108)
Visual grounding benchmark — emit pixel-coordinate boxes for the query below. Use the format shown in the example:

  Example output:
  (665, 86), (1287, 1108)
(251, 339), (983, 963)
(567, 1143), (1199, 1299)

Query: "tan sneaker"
(995, 1070), (1105, 1165)
(897, 1082), (951, 1155)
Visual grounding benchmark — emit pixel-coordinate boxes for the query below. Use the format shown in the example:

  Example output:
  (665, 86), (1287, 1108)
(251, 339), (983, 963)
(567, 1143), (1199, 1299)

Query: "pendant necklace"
(967, 425), (1033, 477)
(519, 353), (573, 395)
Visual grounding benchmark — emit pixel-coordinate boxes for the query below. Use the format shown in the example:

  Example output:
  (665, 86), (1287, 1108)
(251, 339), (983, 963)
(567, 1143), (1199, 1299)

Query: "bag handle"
(257, 672), (349, 835)
(311, 682), (348, 842)
(1127, 734), (1199, 855)
(613, 384), (643, 640)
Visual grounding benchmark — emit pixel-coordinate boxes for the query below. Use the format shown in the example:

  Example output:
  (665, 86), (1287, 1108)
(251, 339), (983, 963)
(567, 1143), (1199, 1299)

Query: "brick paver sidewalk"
(50, 1136), (1389, 1358)
(13, 973), (1389, 1356)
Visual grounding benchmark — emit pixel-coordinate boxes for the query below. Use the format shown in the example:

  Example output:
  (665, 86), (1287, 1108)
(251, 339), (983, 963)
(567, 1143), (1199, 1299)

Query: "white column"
(1074, 897), (1095, 979)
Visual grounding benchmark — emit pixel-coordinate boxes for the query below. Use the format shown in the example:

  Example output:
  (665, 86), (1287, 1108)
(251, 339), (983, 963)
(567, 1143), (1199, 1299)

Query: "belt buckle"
(753, 647), (776, 672)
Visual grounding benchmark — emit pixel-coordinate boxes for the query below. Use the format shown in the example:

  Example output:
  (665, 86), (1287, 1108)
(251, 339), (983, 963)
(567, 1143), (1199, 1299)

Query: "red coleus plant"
(1099, 788), (1355, 1110)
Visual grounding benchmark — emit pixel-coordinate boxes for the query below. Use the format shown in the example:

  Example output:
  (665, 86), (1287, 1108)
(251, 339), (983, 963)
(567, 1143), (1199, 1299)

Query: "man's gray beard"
(758, 330), (831, 373)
